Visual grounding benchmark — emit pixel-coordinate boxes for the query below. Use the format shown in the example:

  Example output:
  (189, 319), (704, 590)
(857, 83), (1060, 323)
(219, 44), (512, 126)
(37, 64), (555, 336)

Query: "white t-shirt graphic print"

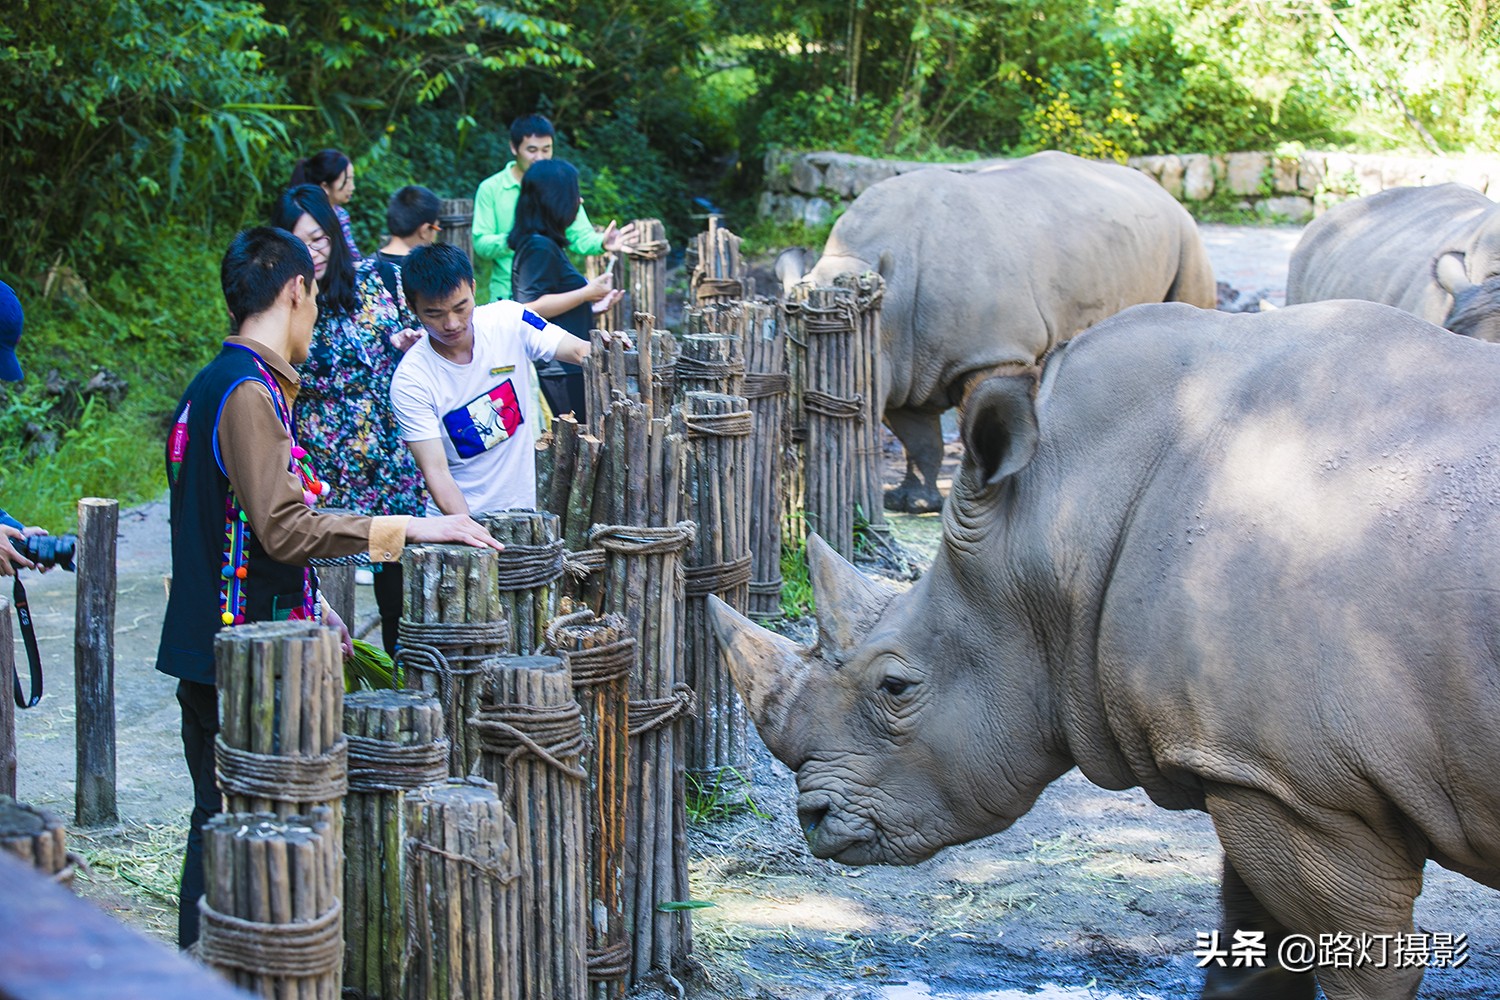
(391, 300), (565, 516)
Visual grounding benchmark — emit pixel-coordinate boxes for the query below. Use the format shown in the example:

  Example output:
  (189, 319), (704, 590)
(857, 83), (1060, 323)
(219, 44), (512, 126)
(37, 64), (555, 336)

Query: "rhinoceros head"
(709, 522), (1064, 866)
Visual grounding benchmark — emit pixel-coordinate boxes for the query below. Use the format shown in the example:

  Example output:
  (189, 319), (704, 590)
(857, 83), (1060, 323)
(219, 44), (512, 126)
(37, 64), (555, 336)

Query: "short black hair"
(220, 228), (315, 332)
(289, 149), (351, 188)
(509, 114), (555, 148)
(387, 185), (442, 238)
(270, 184), (357, 315)
(404, 243), (474, 311)
(508, 159), (580, 251)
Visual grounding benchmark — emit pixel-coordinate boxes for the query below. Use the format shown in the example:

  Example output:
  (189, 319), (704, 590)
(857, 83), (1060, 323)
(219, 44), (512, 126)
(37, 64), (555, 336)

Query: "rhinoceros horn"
(707, 596), (809, 745)
(806, 533), (900, 655)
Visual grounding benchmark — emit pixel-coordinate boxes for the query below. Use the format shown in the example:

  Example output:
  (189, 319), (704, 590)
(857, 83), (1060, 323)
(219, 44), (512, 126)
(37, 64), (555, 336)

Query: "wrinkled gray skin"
(711, 300), (1500, 1000)
(1287, 183), (1500, 341)
(791, 150), (1216, 513)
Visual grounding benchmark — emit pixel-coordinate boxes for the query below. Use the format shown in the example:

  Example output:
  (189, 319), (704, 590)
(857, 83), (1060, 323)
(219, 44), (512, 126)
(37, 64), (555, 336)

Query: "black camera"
(23, 533), (77, 572)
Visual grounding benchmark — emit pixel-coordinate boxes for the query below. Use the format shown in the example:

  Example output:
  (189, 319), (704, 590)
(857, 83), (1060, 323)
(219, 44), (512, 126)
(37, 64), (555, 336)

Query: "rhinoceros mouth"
(797, 793), (938, 866)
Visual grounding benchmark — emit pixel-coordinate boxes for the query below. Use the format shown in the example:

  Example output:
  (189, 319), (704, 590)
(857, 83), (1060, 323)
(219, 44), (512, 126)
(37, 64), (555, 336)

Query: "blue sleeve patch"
(521, 308), (547, 330)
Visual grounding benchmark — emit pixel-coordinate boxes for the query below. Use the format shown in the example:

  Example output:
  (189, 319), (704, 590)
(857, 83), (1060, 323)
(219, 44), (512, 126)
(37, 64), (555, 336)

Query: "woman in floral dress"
(271, 184), (425, 654)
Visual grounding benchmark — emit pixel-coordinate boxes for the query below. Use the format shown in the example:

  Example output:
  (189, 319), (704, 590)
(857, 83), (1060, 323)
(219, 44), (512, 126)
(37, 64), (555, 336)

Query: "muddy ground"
(11, 222), (1500, 998)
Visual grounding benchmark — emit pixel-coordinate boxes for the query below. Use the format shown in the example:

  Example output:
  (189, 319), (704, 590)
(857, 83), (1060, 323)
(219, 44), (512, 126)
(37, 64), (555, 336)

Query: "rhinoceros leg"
(883, 407), (944, 513)
(1200, 858), (1317, 1000)
(1205, 784), (1425, 1000)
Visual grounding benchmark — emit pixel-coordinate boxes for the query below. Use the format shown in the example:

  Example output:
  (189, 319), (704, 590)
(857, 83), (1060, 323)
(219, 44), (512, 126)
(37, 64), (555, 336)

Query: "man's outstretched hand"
(405, 513), (505, 552)
(601, 220), (641, 255)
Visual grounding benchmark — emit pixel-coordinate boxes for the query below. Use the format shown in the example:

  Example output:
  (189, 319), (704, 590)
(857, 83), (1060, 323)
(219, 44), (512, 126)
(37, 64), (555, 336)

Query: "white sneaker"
(355, 568), (375, 586)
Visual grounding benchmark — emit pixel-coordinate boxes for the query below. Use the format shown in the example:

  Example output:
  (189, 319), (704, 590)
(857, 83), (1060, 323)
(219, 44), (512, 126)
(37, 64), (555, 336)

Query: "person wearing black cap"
(0, 280), (51, 576)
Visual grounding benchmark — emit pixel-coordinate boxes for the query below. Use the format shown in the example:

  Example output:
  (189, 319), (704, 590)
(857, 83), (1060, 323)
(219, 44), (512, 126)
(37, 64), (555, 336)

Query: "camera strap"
(12, 576), (42, 709)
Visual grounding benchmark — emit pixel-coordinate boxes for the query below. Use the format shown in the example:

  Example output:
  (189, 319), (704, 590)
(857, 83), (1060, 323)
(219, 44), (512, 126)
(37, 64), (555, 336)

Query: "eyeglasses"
(303, 231), (332, 252)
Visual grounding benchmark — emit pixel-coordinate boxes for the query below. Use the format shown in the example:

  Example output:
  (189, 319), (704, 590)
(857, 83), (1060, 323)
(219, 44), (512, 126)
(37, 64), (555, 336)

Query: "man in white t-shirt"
(391, 242), (605, 516)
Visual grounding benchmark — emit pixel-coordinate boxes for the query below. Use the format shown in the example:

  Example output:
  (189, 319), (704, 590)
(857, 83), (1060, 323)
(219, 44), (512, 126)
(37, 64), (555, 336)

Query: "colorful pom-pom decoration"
(303, 489), (316, 505)
(235, 566), (248, 579)
(234, 614), (246, 624)
(291, 446), (306, 459)
(221, 611), (235, 625)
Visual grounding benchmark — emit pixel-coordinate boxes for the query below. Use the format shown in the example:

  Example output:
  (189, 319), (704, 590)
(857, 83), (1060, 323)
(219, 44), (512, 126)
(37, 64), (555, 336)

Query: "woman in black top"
(509, 159), (622, 419)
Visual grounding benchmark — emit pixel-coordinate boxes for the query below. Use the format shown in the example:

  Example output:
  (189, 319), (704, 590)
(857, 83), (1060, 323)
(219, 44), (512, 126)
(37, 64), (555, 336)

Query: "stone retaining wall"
(760, 149), (1500, 226)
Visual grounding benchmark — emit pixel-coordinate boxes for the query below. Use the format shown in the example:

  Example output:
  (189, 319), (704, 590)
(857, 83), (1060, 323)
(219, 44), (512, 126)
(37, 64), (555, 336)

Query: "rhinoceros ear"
(961, 373), (1039, 487)
(806, 533), (900, 654)
(1435, 252), (1475, 296)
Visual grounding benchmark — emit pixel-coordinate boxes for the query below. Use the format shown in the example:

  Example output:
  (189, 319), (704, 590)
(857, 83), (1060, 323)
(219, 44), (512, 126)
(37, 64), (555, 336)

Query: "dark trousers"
(538, 370), (587, 422)
(372, 561), (403, 657)
(176, 678), (221, 949)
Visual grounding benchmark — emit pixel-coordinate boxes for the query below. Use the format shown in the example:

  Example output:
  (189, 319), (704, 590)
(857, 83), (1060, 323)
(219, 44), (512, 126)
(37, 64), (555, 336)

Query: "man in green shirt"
(472, 114), (636, 302)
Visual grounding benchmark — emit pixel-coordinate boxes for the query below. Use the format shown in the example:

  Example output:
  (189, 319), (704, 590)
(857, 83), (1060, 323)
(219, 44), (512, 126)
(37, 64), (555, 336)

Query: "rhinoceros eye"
(879, 677), (913, 697)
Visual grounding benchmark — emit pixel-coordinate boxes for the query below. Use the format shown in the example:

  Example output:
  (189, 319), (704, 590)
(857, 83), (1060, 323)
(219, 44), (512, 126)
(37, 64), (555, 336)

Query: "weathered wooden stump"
(545, 607), (635, 997)
(214, 620), (348, 822)
(0, 796), (76, 888)
(473, 654), (589, 1000)
(742, 298), (789, 619)
(342, 689), (449, 999)
(199, 808), (342, 999)
(676, 322), (745, 399)
(690, 217), (747, 308)
(681, 391), (754, 799)
(623, 220), (669, 329)
(481, 509), (563, 655)
(398, 543), (508, 776)
(437, 197), (475, 267)
(786, 284), (870, 560)
(835, 271), (888, 534)
(404, 778), (519, 1000)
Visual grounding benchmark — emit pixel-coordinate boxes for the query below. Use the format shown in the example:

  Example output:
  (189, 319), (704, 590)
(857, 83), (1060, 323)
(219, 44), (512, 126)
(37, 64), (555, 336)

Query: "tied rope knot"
(492, 538), (565, 590)
(396, 618), (511, 757)
(628, 683), (696, 737)
(563, 548), (607, 578)
(684, 554), (753, 597)
(346, 733), (451, 793)
(692, 276), (744, 300)
(214, 735), (349, 802)
(625, 238), (669, 261)
(675, 355), (746, 383)
(545, 611), (635, 688)
(741, 371), (789, 399)
(589, 521), (697, 555)
(470, 699), (589, 797)
(804, 390), (864, 420)
(683, 408), (752, 437)
(197, 897), (343, 977)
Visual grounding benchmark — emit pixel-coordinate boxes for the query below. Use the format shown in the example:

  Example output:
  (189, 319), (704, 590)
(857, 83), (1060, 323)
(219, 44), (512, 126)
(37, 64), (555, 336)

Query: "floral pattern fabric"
(293, 262), (424, 517)
(335, 204), (361, 261)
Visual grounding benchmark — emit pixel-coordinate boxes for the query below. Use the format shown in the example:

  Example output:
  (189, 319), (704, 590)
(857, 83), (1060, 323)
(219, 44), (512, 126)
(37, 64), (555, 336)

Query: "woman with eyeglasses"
(291, 149), (361, 261)
(270, 184), (424, 654)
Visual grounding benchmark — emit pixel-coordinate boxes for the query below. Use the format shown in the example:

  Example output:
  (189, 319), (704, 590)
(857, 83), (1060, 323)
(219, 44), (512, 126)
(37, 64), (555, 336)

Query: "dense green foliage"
(1, 0), (1495, 521)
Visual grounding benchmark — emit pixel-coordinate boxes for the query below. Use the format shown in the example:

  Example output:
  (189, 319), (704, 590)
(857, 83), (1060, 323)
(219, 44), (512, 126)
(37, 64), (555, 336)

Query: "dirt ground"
(11, 221), (1499, 997)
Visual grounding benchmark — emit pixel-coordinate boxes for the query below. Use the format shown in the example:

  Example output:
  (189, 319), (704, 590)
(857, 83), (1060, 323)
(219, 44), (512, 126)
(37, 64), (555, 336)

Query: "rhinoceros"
(711, 300), (1500, 1000)
(789, 149), (1216, 513)
(1287, 183), (1500, 341)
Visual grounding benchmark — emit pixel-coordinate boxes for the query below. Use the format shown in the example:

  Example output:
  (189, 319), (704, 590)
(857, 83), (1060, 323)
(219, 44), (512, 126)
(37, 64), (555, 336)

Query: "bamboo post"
(834, 271), (888, 534)
(0, 796), (77, 888)
(742, 298), (789, 619)
(199, 808), (342, 999)
(591, 427), (696, 983)
(0, 597), (13, 798)
(622, 220), (669, 329)
(545, 607), (635, 998)
(782, 290), (809, 554)
(398, 544), (508, 777)
(437, 198), (475, 268)
(481, 510), (563, 655)
(473, 655), (589, 1000)
(689, 217), (747, 308)
(404, 778), (519, 1000)
(680, 392), (754, 802)
(676, 322), (745, 400)
(784, 286), (863, 559)
(74, 497), (118, 826)
(343, 689), (449, 1000)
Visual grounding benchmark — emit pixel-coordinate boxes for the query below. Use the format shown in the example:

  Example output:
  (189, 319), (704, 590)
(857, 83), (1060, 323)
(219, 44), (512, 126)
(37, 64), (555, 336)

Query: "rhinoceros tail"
(1166, 213), (1218, 309)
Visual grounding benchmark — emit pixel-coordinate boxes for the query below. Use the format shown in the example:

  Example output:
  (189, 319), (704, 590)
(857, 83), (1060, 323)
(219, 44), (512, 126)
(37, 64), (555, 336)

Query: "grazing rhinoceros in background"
(787, 149), (1216, 513)
(710, 300), (1500, 1000)
(1287, 183), (1500, 341)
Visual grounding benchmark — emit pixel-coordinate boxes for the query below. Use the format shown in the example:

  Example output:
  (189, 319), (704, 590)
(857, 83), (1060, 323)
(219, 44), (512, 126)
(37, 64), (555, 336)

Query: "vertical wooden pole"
(0, 596), (14, 798)
(319, 564), (357, 633)
(74, 497), (117, 826)
(437, 198), (476, 269)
